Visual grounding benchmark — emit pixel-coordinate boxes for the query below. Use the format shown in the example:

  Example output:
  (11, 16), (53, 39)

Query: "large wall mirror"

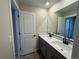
(47, 1), (78, 41)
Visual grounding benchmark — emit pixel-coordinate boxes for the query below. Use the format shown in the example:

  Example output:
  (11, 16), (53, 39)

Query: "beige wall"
(0, 0), (14, 59)
(20, 5), (48, 33)
(47, 12), (58, 33)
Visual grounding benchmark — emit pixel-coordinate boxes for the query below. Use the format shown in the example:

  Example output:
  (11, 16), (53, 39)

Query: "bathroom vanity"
(39, 33), (73, 59)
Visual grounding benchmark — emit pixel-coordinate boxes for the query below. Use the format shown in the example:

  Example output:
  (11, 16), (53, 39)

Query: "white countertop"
(39, 33), (73, 59)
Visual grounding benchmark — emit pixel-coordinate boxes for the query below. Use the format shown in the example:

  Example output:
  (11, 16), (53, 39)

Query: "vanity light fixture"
(46, 2), (50, 6)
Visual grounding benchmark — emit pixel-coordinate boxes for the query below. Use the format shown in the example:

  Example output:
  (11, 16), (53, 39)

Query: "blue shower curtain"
(64, 16), (76, 39)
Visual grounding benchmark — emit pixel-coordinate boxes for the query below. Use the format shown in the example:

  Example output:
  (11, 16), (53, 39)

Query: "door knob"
(33, 34), (36, 37)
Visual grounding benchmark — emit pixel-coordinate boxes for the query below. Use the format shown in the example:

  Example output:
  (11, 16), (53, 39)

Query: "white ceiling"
(18, 0), (60, 8)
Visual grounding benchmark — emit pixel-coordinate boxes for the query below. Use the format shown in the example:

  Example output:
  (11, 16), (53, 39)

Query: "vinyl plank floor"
(21, 52), (43, 59)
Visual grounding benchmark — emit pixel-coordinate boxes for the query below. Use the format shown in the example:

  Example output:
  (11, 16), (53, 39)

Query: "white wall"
(0, 0), (15, 59)
(19, 5), (48, 33)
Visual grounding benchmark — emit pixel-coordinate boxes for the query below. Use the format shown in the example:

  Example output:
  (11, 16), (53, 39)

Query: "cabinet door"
(41, 42), (46, 57)
(56, 52), (66, 59)
(46, 48), (51, 59)
(39, 38), (46, 57)
(47, 48), (58, 59)
(41, 44), (46, 57)
(46, 43), (55, 59)
(39, 37), (42, 50)
(39, 38), (43, 51)
(51, 54), (58, 59)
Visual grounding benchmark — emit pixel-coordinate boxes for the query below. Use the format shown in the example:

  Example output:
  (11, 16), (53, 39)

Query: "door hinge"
(20, 48), (21, 51)
(19, 32), (21, 35)
(18, 14), (19, 18)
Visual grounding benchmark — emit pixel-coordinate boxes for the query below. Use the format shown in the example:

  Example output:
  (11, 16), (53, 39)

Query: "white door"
(20, 11), (36, 55)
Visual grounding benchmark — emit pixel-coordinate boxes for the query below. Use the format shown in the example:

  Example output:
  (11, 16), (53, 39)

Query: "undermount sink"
(51, 41), (72, 52)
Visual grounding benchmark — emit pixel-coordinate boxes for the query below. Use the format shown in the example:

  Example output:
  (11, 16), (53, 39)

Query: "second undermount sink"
(51, 41), (72, 53)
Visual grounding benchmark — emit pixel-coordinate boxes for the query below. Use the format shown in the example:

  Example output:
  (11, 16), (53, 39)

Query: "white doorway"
(20, 11), (36, 55)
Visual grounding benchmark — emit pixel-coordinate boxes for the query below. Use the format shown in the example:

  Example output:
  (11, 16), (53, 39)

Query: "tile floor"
(21, 52), (43, 59)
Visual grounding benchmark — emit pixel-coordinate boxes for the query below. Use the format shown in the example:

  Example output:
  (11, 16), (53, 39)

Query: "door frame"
(19, 11), (36, 55)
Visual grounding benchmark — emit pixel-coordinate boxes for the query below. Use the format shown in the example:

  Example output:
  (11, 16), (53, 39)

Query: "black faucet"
(63, 37), (69, 45)
(48, 33), (52, 37)
(48, 33), (54, 37)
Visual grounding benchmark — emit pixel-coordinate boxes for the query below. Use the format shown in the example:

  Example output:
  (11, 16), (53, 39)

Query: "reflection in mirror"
(47, 1), (78, 41)
(57, 1), (78, 41)
(57, 16), (76, 41)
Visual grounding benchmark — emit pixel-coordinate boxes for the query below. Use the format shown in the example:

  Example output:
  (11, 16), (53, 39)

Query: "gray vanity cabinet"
(46, 48), (58, 59)
(39, 37), (47, 58)
(39, 36), (66, 59)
